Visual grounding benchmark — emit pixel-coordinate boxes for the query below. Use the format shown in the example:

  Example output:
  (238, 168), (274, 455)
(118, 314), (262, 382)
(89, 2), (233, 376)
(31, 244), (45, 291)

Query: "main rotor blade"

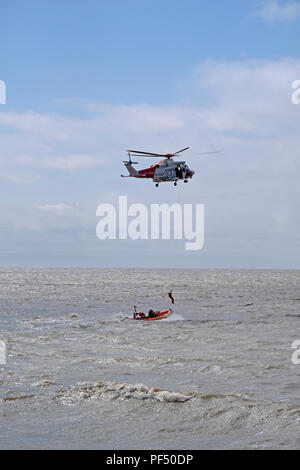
(196, 151), (221, 155)
(126, 150), (166, 157)
(172, 147), (190, 156)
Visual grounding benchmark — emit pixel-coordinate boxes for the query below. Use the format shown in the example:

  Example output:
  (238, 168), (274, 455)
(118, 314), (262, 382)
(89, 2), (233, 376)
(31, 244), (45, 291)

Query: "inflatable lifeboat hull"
(133, 309), (173, 321)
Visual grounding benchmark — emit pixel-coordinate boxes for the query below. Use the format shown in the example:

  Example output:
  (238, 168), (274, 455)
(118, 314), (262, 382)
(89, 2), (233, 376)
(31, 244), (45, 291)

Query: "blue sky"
(1, 0), (300, 267)
(2, 0), (300, 109)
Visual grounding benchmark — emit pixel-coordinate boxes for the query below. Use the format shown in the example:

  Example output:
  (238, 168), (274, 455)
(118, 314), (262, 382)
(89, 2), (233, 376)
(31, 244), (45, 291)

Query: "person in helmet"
(148, 309), (158, 318)
(133, 306), (145, 319)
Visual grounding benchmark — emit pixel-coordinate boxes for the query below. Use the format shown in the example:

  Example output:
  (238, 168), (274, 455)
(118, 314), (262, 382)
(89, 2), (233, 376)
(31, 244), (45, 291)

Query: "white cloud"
(0, 201), (94, 233)
(188, 58), (300, 135)
(0, 111), (109, 173)
(0, 106), (185, 179)
(35, 203), (73, 216)
(256, 0), (300, 22)
(18, 154), (106, 171)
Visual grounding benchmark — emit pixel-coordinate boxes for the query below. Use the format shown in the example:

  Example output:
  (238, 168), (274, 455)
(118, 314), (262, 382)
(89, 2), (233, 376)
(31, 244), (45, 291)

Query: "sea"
(0, 268), (300, 449)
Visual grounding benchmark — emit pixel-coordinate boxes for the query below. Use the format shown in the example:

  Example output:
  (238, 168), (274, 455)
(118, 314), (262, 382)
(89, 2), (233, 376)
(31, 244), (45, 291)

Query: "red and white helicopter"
(121, 147), (218, 187)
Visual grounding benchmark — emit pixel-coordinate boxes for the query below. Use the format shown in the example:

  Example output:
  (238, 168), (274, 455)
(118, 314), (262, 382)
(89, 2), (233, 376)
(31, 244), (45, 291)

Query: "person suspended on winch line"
(168, 289), (175, 304)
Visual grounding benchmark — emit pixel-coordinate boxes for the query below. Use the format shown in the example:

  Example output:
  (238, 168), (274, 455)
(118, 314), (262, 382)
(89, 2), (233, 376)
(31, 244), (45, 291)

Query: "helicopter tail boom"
(123, 161), (138, 177)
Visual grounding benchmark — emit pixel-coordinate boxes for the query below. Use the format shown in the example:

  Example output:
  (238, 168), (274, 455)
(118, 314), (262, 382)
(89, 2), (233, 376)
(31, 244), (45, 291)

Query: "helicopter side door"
(155, 166), (176, 181)
(165, 168), (176, 181)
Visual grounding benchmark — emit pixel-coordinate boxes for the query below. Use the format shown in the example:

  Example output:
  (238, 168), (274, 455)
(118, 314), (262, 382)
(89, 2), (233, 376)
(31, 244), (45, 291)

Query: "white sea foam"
(56, 380), (194, 404)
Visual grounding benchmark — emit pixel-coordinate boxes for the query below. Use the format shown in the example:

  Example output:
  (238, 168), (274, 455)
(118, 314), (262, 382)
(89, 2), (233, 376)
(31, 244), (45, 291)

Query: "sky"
(0, 0), (300, 268)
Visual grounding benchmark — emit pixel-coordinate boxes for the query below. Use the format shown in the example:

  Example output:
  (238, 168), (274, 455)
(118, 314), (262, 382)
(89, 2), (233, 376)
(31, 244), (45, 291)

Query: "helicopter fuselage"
(122, 158), (195, 185)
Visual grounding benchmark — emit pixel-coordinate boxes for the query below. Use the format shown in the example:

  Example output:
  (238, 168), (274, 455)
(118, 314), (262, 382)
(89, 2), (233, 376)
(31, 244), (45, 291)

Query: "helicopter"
(121, 147), (218, 187)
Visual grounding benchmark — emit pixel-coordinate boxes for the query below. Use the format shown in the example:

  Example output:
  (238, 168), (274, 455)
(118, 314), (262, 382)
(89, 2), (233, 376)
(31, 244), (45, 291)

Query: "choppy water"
(1, 268), (300, 449)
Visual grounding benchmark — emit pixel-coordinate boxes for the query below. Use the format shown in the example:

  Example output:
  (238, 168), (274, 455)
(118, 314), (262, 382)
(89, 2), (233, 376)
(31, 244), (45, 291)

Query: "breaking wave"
(55, 380), (195, 404)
